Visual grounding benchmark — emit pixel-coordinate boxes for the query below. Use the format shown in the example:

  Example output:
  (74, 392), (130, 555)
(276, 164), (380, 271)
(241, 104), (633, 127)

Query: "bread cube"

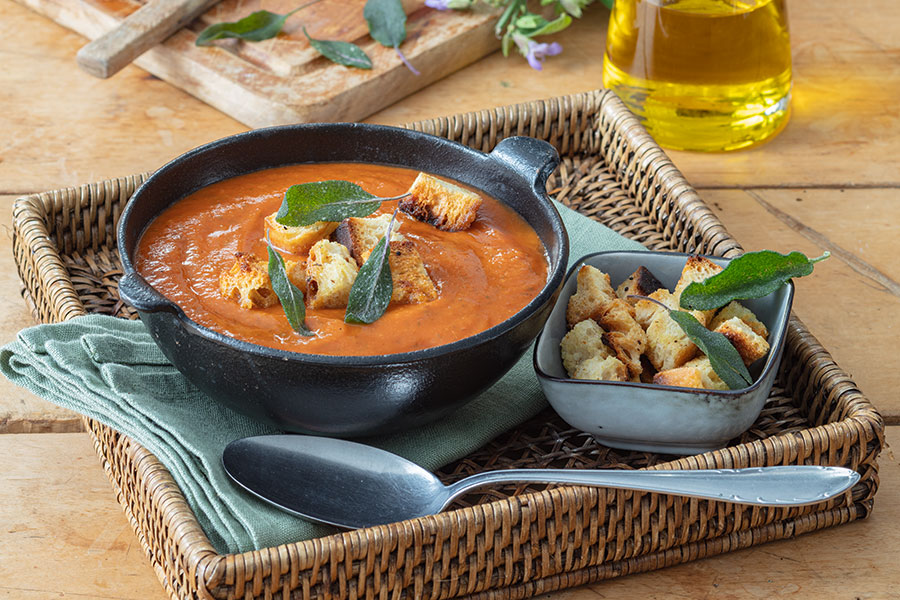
(219, 252), (278, 310)
(560, 318), (612, 376)
(400, 172), (482, 231)
(714, 317), (770, 366)
(709, 301), (769, 339)
(265, 213), (339, 255)
(653, 366), (704, 389)
(616, 266), (665, 305)
(683, 356), (729, 391)
(573, 355), (628, 381)
(603, 331), (644, 378)
(387, 240), (438, 304)
(644, 310), (699, 372)
(305, 240), (359, 309)
(333, 214), (406, 266)
(566, 265), (619, 326)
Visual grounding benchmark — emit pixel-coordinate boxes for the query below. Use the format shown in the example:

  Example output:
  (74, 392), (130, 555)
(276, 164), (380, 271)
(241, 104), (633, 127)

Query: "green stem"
(286, 0), (326, 19)
(495, 0), (523, 37)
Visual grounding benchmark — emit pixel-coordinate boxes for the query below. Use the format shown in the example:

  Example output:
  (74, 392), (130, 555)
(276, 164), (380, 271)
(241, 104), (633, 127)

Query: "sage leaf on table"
(345, 213), (397, 324)
(679, 250), (830, 312)
(267, 243), (313, 335)
(275, 181), (382, 227)
(303, 28), (373, 69)
(195, 9), (300, 46)
(667, 310), (753, 390)
(364, 0), (407, 47)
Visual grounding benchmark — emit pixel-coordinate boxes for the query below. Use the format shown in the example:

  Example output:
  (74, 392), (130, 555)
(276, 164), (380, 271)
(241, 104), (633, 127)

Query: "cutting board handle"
(76, 0), (219, 78)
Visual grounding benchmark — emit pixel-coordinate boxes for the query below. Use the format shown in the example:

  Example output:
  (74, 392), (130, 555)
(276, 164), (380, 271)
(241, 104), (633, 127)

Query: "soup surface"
(135, 163), (548, 356)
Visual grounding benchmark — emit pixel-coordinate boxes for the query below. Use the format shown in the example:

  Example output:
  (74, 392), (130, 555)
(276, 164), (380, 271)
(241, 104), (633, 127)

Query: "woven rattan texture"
(12, 89), (883, 600)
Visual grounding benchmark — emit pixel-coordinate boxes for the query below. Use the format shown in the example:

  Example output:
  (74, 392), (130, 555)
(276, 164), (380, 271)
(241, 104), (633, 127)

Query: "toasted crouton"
(264, 213), (339, 255)
(305, 240), (359, 309)
(603, 331), (645, 378)
(386, 240), (438, 304)
(616, 266), (665, 305)
(674, 255), (724, 322)
(683, 356), (729, 391)
(560, 319), (612, 376)
(653, 366), (704, 389)
(573, 355), (628, 381)
(634, 288), (675, 329)
(644, 310), (700, 371)
(714, 317), (770, 366)
(219, 252), (278, 309)
(333, 214), (406, 266)
(283, 259), (307, 294)
(566, 265), (619, 326)
(400, 172), (482, 231)
(709, 301), (769, 339)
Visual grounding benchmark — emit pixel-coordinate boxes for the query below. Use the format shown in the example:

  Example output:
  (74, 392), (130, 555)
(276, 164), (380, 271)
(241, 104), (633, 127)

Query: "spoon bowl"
(223, 435), (860, 530)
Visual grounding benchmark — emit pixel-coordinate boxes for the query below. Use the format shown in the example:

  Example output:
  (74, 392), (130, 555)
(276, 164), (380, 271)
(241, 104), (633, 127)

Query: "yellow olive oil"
(603, 0), (792, 151)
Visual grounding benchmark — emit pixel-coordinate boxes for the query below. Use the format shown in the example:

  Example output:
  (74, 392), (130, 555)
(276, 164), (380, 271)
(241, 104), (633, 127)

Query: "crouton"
(634, 288), (675, 329)
(653, 366), (704, 389)
(566, 265), (619, 326)
(333, 214), (406, 266)
(603, 331), (644, 378)
(219, 252), (278, 309)
(560, 318), (612, 376)
(616, 266), (665, 305)
(305, 240), (359, 309)
(283, 259), (307, 293)
(265, 213), (339, 256)
(714, 317), (770, 366)
(709, 301), (769, 339)
(387, 240), (438, 304)
(400, 172), (482, 231)
(674, 255), (724, 322)
(644, 309), (700, 371)
(573, 355), (628, 381)
(683, 356), (729, 391)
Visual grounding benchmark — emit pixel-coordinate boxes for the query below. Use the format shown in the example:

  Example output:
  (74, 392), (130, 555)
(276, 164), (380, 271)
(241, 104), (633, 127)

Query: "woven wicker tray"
(13, 89), (884, 600)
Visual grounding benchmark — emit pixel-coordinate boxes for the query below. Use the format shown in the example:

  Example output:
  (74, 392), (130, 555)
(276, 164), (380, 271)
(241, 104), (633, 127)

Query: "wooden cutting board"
(16, 0), (501, 127)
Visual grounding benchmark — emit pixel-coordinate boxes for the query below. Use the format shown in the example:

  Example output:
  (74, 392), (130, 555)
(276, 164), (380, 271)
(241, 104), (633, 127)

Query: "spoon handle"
(445, 466), (858, 508)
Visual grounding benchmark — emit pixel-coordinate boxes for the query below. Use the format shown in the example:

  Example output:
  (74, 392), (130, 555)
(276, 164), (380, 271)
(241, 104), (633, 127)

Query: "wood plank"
(701, 188), (900, 422)
(0, 429), (896, 599)
(15, 0), (502, 127)
(0, 433), (167, 599)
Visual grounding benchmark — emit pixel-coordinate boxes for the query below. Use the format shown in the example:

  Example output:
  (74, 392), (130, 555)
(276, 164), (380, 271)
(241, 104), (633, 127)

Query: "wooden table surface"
(1, 0), (898, 598)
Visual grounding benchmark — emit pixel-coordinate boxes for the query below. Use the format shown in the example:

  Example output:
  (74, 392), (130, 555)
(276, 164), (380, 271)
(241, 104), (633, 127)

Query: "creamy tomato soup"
(135, 163), (548, 355)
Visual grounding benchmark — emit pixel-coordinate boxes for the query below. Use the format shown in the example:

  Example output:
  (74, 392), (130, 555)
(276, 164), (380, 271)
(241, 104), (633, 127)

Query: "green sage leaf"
(668, 310), (753, 390)
(267, 244), (313, 335)
(303, 28), (373, 69)
(195, 9), (298, 46)
(275, 180), (381, 227)
(679, 250), (830, 311)
(364, 0), (407, 47)
(518, 14), (571, 37)
(345, 235), (393, 324)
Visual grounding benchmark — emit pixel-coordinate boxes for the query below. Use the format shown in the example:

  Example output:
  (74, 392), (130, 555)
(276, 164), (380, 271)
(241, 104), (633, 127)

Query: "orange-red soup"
(136, 164), (548, 356)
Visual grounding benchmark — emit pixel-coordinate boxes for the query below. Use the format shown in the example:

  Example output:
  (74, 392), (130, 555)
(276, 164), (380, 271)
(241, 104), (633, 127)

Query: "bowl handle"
(118, 271), (181, 315)
(488, 136), (560, 194)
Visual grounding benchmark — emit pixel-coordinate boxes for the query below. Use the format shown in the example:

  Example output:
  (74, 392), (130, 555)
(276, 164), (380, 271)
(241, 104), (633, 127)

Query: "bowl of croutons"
(533, 250), (794, 455)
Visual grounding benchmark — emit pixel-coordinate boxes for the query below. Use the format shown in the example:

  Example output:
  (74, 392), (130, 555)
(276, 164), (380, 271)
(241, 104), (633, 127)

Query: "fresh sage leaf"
(345, 234), (393, 324)
(521, 14), (572, 37)
(267, 244), (313, 335)
(303, 28), (373, 69)
(275, 180), (381, 227)
(679, 250), (830, 311)
(667, 310), (753, 390)
(195, 9), (299, 46)
(364, 0), (407, 47)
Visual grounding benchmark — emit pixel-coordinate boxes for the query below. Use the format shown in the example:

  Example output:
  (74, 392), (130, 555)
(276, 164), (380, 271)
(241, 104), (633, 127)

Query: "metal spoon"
(222, 435), (859, 529)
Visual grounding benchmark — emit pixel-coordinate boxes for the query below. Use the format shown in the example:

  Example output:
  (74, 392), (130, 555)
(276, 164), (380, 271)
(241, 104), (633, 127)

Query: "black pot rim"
(117, 122), (569, 367)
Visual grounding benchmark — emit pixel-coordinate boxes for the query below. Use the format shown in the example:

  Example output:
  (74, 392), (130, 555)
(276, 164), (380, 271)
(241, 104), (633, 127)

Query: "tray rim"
(11, 88), (884, 600)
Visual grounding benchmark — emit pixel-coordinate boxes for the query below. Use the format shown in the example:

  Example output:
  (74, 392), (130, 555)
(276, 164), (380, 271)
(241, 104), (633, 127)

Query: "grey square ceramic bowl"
(533, 250), (794, 455)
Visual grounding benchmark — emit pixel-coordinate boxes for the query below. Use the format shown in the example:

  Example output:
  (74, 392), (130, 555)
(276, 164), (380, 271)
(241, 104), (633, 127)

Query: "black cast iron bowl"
(117, 123), (569, 437)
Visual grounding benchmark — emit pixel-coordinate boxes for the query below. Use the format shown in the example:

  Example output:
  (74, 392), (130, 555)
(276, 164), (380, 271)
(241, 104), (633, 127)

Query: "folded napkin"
(0, 201), (644, 555)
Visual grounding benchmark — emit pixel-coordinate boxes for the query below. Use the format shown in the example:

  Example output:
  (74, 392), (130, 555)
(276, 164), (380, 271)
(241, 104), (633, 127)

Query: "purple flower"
(425, 0), (451, 9)
(518, 38), (563, 71)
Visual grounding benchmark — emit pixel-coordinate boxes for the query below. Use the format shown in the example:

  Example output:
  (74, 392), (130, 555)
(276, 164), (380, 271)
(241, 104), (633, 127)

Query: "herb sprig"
(274, 180), (410, 228)
(345, 210), (399, 324)
(266, 237), (313, 335)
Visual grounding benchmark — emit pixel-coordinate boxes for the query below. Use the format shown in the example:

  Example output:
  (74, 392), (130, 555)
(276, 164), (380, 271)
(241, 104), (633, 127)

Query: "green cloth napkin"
(0, 201), (644, 555)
